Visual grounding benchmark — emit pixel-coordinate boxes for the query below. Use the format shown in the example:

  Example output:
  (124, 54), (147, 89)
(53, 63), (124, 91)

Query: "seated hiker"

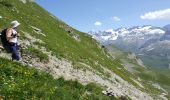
(6, 21), (21, 61)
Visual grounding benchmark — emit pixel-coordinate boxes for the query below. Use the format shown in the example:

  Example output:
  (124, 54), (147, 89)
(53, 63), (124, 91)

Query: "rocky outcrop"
(128, 53), (146, 68)
(60, 25), (81, 42)
(30, 26), (46, 37)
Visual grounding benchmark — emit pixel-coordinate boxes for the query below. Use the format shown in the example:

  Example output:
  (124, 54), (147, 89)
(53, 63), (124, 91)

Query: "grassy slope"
(0, 57), (118, 100)
(106, 44), (170, 99)
(139, 55), (170, 69)
(0, 0), (136, 86)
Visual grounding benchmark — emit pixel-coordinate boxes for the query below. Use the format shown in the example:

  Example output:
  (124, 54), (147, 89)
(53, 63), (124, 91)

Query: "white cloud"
(141, 8), (170, 20)
(94, 21), (102, 26)
(111, 16), (121, 22)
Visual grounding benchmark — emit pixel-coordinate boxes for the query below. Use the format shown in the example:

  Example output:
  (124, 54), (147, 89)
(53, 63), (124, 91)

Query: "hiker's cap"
(11, 20), (20, 28)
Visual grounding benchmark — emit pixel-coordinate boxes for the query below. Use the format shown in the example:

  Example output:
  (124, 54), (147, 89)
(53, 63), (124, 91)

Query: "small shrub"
(85, 83), (103, 95)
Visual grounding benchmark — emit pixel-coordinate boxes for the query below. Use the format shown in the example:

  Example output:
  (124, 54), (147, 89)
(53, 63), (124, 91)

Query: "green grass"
(139, 55), (170, 69)
(0, 57), (120, 100)
(33, 41), (47, 48)
(22, 46), (49, 62)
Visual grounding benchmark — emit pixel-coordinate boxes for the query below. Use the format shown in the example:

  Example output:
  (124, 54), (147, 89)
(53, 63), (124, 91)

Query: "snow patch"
(147, 48), (154, 51)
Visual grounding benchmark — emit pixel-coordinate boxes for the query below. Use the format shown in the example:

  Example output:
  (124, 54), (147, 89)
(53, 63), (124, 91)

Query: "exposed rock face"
(128, 53), (146, 68)
(61, 25), (81, 42)
(30, 26), (46, 37)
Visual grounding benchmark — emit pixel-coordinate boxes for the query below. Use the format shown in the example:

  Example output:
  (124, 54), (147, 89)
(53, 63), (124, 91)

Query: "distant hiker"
(0, 21), (21, 61)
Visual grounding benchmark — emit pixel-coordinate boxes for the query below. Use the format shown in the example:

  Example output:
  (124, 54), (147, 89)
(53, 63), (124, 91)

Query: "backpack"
(0, 28), (11, 52)
(0, 29), (8, 47)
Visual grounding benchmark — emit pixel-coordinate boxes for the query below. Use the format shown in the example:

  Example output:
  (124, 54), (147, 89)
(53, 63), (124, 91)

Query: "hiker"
(1, 21), (21, 61)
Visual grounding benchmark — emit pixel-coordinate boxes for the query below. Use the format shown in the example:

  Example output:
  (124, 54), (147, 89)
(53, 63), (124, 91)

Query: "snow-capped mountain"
(88, 29), (118, 42)
(88, 25), (170, 69)
(89, 25), (165, 51)
(89, 25), (165, 42)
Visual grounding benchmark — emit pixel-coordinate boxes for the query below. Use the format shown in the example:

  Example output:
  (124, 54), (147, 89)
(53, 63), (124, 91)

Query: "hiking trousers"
(9, 43), (20, 61)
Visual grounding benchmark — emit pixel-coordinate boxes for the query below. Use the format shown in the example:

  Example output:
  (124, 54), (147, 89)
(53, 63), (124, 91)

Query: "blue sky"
(35, 0), (170, 32)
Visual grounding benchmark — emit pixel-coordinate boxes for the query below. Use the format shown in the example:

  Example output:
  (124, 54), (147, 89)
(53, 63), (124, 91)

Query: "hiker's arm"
(6, 29), (13, 41)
